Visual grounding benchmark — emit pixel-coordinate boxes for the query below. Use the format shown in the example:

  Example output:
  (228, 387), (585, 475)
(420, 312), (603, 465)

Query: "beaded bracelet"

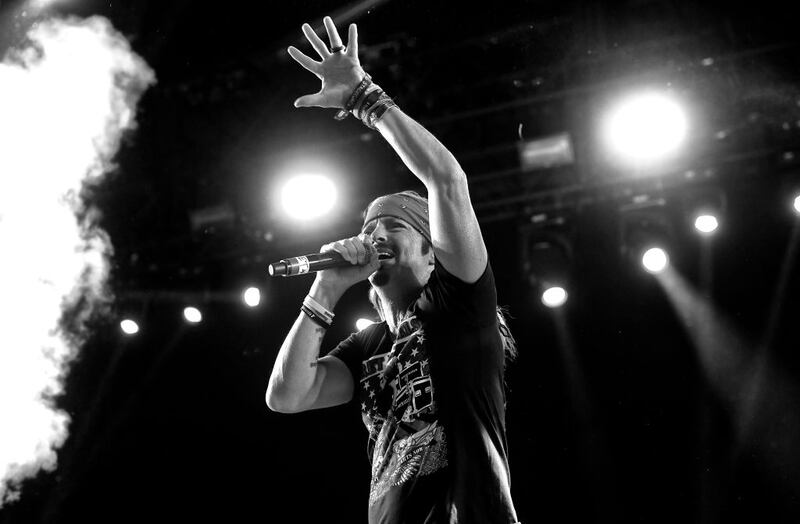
(334, 73), (372, 121)
(353, 85), (383, 120)
(363, 94), (397, 129)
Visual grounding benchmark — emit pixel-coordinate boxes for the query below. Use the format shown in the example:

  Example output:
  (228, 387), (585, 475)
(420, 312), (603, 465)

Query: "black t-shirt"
(329, 261), (518, 524)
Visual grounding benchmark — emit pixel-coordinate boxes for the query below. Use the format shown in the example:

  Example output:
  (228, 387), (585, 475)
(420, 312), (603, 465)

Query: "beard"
(369, 268), (390, 287)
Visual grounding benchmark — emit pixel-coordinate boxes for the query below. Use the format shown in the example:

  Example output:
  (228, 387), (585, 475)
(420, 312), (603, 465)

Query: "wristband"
(303, 295), (335, 324)
(335, 73), (372, 121)
(301, 304), (331, 329)
(363, 93), (397, 129)
(353, 85), (383, 120)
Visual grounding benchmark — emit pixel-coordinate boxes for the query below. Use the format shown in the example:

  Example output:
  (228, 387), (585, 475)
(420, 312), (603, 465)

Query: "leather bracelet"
(301, 304), (331, 329)
(354, 87), (384, 120)
(363, 94), (397, 129)
(303, 295), (335, 324)
(335, 73), (372, 121)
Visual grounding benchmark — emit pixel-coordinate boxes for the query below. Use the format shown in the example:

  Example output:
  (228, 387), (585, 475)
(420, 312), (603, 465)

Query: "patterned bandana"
(362, 191), (431, 245)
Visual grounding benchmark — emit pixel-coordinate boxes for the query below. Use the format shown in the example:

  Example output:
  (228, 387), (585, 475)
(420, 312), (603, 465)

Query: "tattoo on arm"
(311, 326), (325, 367)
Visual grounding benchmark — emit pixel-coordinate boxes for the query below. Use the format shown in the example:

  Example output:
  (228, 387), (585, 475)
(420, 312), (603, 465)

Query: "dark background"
(1, 0), (799, 522)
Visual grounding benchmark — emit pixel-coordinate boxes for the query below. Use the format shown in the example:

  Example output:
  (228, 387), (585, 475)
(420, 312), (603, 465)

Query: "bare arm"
(266, 236), (378, 413)
(265, 282), (352, 413)
(269, 19), (385, 415)
(287, 17), (487, 283)
(376, 109), (487, 283)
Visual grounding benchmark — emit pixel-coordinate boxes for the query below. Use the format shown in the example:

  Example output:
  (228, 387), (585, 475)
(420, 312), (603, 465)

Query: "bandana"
(362, 191), (431, 245)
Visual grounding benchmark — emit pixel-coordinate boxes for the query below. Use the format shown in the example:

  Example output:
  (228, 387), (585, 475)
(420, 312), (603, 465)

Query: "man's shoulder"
(430, 257), (494, 292)
(353, 320), (389, 349)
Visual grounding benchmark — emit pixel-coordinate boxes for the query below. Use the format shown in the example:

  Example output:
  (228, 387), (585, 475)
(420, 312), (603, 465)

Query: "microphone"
(268, 251), (348, 277)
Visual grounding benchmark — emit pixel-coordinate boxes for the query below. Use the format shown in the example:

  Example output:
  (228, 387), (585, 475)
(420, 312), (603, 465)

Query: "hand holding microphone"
(269, 234), (380, 288)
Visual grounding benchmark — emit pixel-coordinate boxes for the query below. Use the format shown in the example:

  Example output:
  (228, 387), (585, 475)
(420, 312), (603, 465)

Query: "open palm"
(287, 17), (365, 109)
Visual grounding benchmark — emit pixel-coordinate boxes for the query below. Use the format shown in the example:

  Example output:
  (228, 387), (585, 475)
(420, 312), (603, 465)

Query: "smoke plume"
(0, 15), (155, 506)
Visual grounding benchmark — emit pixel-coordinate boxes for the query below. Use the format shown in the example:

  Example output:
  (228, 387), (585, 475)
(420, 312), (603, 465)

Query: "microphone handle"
(268, 251), (348, 277)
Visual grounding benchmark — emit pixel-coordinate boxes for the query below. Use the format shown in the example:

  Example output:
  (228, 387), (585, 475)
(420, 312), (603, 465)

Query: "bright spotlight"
(356, 318), (375, 331)
(120, 319), (139, 335)
(793, 194), (800, 215)
(603, 92), (687, 164)
(541, 286), (568, 308)
(694, 214), (719, 234)
(183, 307), (202, 324)
(642, 247), (669, 273)
(243, 287), (261, 307)
(281, 174), (337, 221)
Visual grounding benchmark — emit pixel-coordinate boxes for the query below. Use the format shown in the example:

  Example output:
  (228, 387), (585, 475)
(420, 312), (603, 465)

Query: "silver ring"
(330, 45), (345, 53)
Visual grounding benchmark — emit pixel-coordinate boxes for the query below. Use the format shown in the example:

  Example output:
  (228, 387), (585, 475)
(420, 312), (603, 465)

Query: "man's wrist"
(308, 279), (345, 310)
(335, 72), (372, 120)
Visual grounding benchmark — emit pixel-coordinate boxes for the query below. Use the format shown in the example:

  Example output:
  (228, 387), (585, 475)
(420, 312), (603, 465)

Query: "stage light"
(280, 174), (337, 221)
(694, 214), (719, 234)
(183, 307), (202, 324)
(603, 91), (687, 165)
(356, 318), (375, 331)
(522, 213), (574, 307)
(120, 319), (139, 335)
(642, 247), (669, 273)
(518, 132), (575, 171)
(541, 286), (568, 308)
(793, 194), (800, 214)
(619, 197), (676, 273)
(189, 203), (235, 234)
(684, 187), (726, 236)
(243, 287), (261, 307)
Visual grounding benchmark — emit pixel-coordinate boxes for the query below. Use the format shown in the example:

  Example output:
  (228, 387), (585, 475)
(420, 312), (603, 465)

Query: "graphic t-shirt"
(329, 261), (518, 524)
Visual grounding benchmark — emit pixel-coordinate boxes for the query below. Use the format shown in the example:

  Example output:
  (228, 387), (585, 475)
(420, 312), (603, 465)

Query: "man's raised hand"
(287, 17), (363, 109)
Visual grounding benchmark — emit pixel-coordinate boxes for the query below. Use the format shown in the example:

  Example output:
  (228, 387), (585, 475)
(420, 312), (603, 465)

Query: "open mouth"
(377, 252), (394, 260)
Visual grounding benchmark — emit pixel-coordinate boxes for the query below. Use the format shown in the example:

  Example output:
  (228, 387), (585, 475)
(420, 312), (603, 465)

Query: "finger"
(302, 23), (330, 59)
(346, 238), (365, 264)
(294, 92), (325, 108)
(351, 237), (367, 264)
(339, 240), (360, 264)
(328, 241), (356, 264)
(323, 16), (343, 50)
(287, 46), (321, 76)
(362, 235), (377, 250)
(364, 239), (378, 264)
(346, 24), (358, 58)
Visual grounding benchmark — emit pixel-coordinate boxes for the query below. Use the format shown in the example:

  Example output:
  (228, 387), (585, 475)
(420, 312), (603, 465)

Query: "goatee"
(370, 270), (390, 287)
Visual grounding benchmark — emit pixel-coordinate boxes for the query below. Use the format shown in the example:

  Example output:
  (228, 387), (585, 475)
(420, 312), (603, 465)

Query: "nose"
(369, 221), (388, 243)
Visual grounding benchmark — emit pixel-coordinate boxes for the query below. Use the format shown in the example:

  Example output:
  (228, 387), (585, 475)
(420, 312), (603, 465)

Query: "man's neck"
(375, 284), (421, 335)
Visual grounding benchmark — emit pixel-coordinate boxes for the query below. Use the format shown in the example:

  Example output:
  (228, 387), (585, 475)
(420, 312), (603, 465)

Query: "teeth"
(377, 252), (393, 260)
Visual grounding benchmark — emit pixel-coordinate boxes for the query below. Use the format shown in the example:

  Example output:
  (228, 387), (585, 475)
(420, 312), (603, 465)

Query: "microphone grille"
(268, 262), (288, 277)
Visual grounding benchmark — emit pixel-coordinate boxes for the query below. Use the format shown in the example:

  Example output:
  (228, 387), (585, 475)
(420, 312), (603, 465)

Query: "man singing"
(266, 17), (520, 524)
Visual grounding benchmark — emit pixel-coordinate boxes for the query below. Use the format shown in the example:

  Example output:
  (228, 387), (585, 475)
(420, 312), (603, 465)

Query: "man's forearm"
(265, 281), (344, 412)
(376, 107), (465, 188)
